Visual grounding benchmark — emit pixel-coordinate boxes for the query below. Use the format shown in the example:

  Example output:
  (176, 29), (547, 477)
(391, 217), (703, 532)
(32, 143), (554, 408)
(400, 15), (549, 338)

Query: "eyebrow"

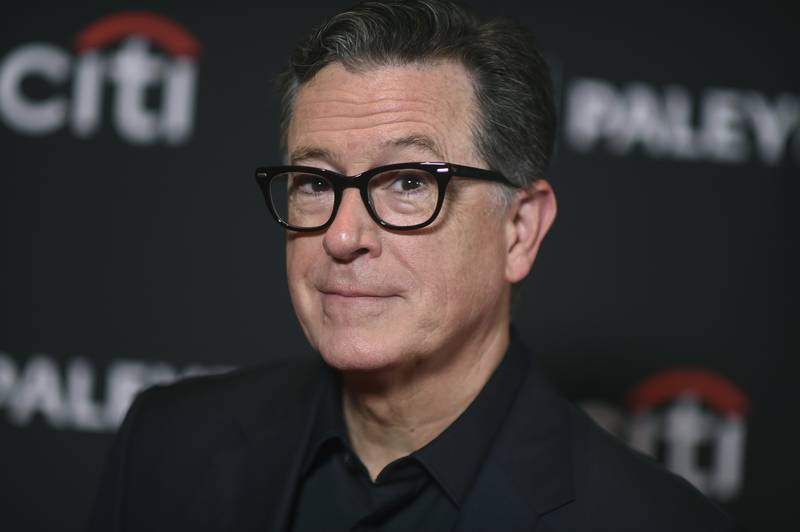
(382, 134), (445, 160)
(288, 145), (335, 165)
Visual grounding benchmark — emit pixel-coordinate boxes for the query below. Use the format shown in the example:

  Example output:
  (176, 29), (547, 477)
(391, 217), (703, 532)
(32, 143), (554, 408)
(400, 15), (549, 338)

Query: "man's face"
(285, 61), (514, 371)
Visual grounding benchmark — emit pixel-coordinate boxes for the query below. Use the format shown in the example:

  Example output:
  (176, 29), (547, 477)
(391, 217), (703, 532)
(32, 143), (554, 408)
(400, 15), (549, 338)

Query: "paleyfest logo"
(583, 368), (749, 502)
(564, 78), (800, 166)
(0, 11), (200, 144)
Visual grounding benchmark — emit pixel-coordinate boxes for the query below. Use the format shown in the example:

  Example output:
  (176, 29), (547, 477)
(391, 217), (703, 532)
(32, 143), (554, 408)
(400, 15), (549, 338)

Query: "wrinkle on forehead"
(291, 133), (446, 166)
(286, 61), (481, 168)
(295, 94), (443, 116)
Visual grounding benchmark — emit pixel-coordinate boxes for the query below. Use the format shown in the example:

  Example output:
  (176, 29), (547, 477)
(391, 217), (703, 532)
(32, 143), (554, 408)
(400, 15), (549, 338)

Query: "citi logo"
(582, 368), (749, 502)
(0, 12), (200, 145)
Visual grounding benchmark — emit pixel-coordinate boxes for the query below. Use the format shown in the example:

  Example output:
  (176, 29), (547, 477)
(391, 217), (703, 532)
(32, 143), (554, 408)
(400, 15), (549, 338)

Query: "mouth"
(320, 289), (394, 298)
(311, 268), (408, 316)
(323, 296), (394, 325)
(319, 291), (399, 306)
(318, 288), (401, 315)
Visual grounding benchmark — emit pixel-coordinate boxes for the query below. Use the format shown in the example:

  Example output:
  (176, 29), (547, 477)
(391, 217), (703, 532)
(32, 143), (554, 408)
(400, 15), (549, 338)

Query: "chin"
(314, 328), (406, 372)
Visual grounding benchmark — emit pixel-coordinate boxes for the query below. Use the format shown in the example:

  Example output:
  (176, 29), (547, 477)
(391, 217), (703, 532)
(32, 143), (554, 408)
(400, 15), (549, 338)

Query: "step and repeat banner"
(0, 3), (794, 531)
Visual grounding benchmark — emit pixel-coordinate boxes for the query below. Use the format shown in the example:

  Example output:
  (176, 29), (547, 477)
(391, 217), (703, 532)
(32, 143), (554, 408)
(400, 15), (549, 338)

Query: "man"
(90, 1), (735, 531)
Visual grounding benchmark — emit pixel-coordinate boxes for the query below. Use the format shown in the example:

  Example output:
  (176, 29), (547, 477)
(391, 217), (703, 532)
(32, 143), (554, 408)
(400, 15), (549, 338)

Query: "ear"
(504, 179), (557, 283)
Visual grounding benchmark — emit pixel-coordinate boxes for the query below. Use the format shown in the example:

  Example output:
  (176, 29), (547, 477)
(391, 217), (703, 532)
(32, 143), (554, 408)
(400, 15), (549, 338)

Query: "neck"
(341, 324), (510, 481)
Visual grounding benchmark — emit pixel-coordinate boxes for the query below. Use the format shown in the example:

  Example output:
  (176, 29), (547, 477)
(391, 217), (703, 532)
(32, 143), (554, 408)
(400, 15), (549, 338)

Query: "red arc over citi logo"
(583, 368), (749, 502)
(626, 369), (749, 501)
(0, 11), (200, 144)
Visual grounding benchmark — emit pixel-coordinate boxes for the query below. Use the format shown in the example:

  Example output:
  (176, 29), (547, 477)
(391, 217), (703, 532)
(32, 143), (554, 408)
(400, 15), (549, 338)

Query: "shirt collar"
(412, 330), (529, 506)
(300, 328), (530, 507)
(301, 366), (348, 476)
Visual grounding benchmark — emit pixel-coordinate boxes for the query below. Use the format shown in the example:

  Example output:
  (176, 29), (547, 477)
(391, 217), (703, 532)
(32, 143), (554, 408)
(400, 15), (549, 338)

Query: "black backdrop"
(0, 3), (795, 531)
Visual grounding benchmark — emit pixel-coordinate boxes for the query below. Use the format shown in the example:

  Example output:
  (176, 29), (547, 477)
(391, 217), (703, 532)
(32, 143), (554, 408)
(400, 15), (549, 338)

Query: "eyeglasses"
(255, 162), (517, 232)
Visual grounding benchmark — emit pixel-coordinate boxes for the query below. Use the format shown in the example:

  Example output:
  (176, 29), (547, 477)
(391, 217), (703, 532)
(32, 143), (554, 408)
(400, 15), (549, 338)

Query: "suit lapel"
(206, 359), (327, 532)
(456, 357), (576, 531)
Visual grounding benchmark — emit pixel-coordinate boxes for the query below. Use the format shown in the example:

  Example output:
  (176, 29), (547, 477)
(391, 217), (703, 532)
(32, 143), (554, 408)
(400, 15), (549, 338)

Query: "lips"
(319, 288), (394, 298)
(318, 289), (399, 321)
(317, 286), (402, 314)
(316, 279), (403, 299)
(314, 272), (406, 303)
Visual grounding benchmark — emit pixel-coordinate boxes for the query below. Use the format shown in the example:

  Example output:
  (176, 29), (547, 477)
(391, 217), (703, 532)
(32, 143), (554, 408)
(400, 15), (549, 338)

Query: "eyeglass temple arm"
(449, 164), (519, 188)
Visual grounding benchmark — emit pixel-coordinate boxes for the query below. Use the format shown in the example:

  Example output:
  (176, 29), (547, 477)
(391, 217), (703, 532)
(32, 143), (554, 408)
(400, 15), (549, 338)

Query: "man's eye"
(292, 175), (330, 194)
(389, 172), (432, 193)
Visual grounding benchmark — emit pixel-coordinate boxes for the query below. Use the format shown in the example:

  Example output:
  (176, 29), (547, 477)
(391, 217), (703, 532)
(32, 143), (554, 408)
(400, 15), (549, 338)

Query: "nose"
(322, 188), (381, 261)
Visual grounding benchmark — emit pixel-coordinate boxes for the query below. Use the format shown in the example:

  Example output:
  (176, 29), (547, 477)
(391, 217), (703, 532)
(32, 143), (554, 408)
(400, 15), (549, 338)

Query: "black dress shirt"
(290, 337), (529, 531)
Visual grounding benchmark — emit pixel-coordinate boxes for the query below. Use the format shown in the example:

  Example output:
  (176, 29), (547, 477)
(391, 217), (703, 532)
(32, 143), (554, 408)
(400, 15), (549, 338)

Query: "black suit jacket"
(89, 349), (735, 531)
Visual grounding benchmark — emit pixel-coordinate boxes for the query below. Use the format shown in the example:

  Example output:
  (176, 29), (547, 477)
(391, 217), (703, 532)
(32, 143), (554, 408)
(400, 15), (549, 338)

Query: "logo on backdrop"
(581, 368), (749, 502)
(0, 350), (230, 432)
(0, 11), (200, 144)
(565, 78), (800, 166)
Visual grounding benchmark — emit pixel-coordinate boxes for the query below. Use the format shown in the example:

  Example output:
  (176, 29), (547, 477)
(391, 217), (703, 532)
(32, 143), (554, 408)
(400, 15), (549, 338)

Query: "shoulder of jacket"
(129, 356), (324, 429)
(562, 403), (735, 531)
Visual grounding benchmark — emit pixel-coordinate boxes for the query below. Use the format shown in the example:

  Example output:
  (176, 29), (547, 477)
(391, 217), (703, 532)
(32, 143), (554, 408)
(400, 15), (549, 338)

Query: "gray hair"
(277, 0), (557, 203)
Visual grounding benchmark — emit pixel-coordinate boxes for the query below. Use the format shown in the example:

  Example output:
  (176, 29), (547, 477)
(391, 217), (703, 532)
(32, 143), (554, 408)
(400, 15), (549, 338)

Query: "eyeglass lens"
(269, 169), (440, 229)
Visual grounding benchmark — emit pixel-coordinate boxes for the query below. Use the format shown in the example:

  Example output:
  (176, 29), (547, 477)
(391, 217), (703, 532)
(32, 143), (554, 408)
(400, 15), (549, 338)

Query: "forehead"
(287, 60), (481, 167)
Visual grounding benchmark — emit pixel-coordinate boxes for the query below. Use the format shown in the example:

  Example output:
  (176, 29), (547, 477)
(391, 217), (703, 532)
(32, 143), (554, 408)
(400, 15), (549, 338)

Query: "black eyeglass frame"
(254, 162), (517, 232)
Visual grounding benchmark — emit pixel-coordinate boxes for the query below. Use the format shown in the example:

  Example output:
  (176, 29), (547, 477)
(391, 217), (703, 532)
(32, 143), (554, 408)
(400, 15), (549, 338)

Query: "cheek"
(441, 219), (507, 304)
(285, 243), (301, 292)
(285, 239), (319, 315)
(286, 236), (317, 277)
(404, 226), (502, 312)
